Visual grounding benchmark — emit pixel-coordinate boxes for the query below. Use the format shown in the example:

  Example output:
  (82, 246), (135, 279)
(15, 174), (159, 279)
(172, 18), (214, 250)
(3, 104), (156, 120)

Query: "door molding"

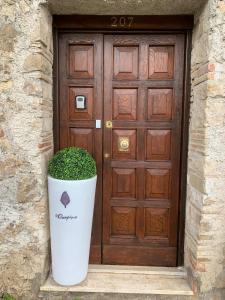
(53, 15), (193, 266)
(53, 15), (193, 31)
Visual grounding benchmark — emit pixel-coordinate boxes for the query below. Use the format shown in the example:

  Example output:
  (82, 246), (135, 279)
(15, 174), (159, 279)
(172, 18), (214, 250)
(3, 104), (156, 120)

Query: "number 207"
(111, 16), (134, 28)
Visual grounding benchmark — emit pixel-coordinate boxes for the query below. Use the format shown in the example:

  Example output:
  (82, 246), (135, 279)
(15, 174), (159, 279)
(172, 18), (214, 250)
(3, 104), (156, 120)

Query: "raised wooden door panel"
(113, 88), (137, 120)
(146, 129), (171, 161)
(145, 168), (171, 199)
(114, 46), (139, 80)
(147, 89), (173, 121)
(59, 33), (103, 263)
(103, 34), (185, 266)
(149, 46), (174, 79)
(69, 44), (94, 78)
(112, 168), (136, 199)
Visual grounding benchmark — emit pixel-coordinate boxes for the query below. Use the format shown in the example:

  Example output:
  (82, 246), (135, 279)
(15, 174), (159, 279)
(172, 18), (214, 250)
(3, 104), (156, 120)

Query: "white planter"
(48, 175), (97, 286)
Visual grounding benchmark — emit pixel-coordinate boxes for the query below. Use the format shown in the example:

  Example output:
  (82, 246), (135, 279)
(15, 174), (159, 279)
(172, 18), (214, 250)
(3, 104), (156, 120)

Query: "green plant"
(48, 147), (96, 180)
(2, 293), (16, 300)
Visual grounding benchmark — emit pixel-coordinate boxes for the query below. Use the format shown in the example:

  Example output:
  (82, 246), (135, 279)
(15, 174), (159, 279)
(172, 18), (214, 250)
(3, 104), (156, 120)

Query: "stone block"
(16, 176), (38, 203)
(0, 24), (17, 52)
(23, 80), (42, 96)
(0, 81), (12, 92)
(23, 53), (52, 75)
(0, 155), (24, 179)
(31, 7), (53, 51)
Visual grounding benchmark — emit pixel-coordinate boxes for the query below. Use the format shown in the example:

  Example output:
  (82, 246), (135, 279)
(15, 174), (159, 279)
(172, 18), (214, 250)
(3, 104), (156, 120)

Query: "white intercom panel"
(75, 95), (86, 109)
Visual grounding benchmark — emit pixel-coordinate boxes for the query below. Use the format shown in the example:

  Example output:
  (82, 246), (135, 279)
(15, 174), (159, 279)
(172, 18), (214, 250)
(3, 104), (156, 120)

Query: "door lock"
(75, 95), (86, 109)
(105, 120), (112, 128)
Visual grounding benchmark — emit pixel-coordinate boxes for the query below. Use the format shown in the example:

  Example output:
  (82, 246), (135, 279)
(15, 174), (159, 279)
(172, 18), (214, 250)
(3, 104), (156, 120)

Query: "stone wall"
(47, 0), (206, 15)
(1, 0), (225, 299)
(185, 0), (225, 294)
(0, 1), (53, 299)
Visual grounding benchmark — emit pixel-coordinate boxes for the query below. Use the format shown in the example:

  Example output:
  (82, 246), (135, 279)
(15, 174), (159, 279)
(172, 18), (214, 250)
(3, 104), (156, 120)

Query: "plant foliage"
(48, 147), (96, 180)
(2, 294), (16, 300)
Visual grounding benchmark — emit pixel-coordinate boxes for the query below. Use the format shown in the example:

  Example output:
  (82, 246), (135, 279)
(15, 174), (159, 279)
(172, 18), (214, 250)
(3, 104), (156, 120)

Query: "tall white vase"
(48, 175), (97, 286)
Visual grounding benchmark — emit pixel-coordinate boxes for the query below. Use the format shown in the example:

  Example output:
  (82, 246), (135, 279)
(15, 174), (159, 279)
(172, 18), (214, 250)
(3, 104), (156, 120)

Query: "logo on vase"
(60, 191), (70, 208)
(56, 191), (77, 221)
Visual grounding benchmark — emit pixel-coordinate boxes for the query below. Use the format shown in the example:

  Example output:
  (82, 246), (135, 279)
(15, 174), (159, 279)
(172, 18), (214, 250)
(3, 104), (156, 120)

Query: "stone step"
(40, 265), (194, 299)
(39, 292), (195, 300)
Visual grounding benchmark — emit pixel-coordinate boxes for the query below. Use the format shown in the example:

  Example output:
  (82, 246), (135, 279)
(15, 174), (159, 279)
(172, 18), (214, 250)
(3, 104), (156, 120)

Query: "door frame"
(52, 15), (193, 266)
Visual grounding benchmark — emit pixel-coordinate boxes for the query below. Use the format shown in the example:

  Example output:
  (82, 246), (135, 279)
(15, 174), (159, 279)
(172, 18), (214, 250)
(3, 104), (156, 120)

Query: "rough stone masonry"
(1, 0), (225, 299)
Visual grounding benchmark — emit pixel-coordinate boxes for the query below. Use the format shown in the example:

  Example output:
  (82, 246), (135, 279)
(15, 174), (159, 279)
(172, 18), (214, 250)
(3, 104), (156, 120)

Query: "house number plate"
(110, 16), (134, 28)
(118, 137), (130, 152)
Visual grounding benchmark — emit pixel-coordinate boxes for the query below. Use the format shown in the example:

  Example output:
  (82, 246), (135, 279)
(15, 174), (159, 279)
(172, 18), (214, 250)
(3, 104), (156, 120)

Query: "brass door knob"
(104, 153), (110, 158)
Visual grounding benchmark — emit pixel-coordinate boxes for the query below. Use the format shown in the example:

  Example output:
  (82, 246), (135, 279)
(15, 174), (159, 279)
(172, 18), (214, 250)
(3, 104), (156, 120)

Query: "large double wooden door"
(58, 32), (185, 266)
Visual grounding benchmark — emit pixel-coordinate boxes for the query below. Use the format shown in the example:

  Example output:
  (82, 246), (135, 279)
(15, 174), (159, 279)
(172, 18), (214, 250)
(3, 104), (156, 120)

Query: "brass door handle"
(104, 153), (110, 158)
(118, 137), (129, 152)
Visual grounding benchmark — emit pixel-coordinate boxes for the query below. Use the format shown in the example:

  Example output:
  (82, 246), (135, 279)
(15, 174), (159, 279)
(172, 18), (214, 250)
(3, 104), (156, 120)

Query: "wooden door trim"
(53, 15), (193, 30)
(53, 27), (59, 152)
(53, 17), (193, 266)
(177, 30), (192, 265)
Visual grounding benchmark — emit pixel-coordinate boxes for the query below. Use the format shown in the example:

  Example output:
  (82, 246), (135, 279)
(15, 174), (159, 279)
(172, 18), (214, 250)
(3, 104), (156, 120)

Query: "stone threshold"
(40, 264), (194, 296)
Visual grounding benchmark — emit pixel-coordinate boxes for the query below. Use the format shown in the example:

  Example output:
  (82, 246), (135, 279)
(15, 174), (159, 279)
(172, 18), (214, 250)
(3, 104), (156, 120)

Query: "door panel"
(146, 129), (171, 161)
(112, 168), (136, 199)
(114, 46), (139, 80)
(69, 87), (94, 120)
(113, 88), (137, 120)
(147, 89), (173, 121)
(103, 34), (185, 266)
(59, 34), (103, 263)
(148, 46), (174, 79)
(69, 44), (94, 78)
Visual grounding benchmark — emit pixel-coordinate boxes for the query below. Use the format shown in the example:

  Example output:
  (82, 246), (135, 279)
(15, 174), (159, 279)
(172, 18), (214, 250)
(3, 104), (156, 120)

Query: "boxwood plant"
(48, 147), (96, 180)
(2, 294), (16, 300)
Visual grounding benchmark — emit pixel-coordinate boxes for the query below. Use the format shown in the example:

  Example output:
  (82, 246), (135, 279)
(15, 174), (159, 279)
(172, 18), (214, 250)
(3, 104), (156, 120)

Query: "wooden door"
(58, 32), (185, 267)
(58, 33), (103, 263)
(103, 34), (185, 266)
